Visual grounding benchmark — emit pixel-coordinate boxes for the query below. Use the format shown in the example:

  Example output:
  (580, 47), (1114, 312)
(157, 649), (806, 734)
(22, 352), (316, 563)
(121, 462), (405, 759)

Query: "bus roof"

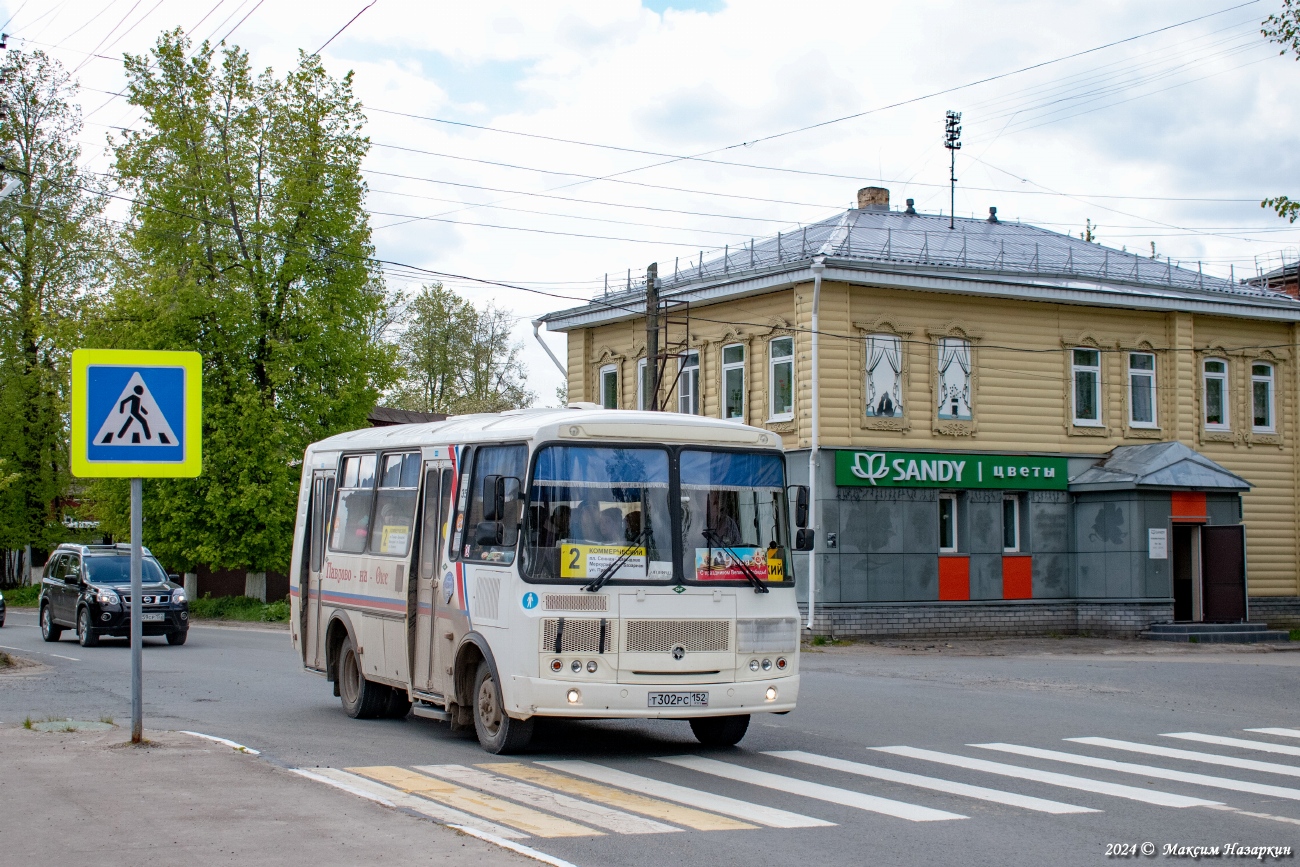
(305, 405), (783, 457)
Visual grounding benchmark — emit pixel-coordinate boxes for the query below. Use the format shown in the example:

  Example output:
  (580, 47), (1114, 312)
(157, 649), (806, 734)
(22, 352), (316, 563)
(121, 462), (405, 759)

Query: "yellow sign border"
(70, 349), (203, 478)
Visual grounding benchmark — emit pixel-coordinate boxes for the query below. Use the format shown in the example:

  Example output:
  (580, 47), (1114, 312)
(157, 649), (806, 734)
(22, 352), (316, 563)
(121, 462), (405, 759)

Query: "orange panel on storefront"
(1002, 555), (1033, 599)
(938, 556), (970, 601)
(1171, 491), (1207, 522)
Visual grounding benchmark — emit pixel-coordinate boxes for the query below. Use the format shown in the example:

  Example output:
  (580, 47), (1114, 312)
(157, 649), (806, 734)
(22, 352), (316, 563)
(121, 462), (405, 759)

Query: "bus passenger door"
(304, 470), (334, 670)
(413, 464), (452, 694)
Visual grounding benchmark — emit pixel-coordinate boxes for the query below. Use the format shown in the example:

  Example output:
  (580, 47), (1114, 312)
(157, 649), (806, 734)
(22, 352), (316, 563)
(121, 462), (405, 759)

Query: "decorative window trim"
(929, 327), (977, 437)
(1124, 349), (1158, 430)
(720, 341), (747, 422)
(1201, 354), (1232, 434)
(856, 323), (909, 432)
(676, 350), (701, 415)
(1061, 336), (1109, 437)
(767, 333), (796, 423)
(1247, 354), (1283, 447)
(1069, 345), (1104, 428)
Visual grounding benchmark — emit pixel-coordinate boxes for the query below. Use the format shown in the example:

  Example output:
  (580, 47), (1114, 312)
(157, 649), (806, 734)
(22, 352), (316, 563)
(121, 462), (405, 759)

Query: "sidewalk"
(0, 724), (532, 866)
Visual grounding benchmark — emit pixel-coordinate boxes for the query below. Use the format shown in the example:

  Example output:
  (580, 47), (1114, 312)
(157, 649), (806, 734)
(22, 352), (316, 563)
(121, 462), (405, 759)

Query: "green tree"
(0, 50), (107, 558)
(1263, 2), (1300, 222)
(92, 30), (393, 576)
(390, 283), (534, 415)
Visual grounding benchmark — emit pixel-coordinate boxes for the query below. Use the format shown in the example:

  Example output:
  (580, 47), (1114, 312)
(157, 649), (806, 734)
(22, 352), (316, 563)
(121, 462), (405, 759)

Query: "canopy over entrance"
(1068, 441), (1251, 492)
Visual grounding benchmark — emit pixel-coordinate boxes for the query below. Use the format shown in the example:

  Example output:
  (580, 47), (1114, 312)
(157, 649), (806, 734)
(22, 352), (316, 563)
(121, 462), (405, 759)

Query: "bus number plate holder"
(647, 692), (709, 708)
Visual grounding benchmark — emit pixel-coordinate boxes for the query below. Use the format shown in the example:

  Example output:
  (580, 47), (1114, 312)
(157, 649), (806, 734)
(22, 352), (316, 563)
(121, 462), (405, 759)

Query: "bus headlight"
(566, 688), (581, 704)
(761, 658), (773, 671)
(765, 686), (778, 702)
(586, 660), (598, 673)
(748, 659), (759, 672)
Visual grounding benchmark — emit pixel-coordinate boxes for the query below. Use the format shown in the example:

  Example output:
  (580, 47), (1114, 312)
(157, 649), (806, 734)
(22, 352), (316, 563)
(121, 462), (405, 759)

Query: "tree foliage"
(93, 30), (393, 573)
(0, 50), (107, 553)
(390, 283), (534, 415)
(1263, 2), (1300, 222)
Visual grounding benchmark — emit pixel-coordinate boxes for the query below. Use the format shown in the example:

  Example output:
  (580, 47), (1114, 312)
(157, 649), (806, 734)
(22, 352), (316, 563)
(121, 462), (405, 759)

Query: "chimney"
(857, 186), (890, 211)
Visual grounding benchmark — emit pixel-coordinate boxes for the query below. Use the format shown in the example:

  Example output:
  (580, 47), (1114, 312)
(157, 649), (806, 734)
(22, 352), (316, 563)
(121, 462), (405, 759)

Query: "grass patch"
(0, 652), (11, 669)
(1291, 628), (1300, 642)
(22, 716), (32, 730)
(187, 594), (290, 623)
(99, 715), (114, 726)
(1, 585), (41, 607)
(809, 635), (850, 647)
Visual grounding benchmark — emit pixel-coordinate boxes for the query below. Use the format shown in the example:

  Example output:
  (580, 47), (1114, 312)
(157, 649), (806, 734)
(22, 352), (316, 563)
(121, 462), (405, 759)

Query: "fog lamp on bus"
(550, 659), (563, 672)
(761, 658), (773, 671)
(748, 659), (759, 672)
(776, 657), (787, 671)
(586, 660), (598, 673)
(765, 686), (778, 702)
(566, 688), (581, 704)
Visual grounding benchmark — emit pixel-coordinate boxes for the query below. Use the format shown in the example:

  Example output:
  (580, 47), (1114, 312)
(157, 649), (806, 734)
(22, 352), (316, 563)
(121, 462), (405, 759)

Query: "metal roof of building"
(1068, 441), (1251, 492)
(542, 207), (1300, 330)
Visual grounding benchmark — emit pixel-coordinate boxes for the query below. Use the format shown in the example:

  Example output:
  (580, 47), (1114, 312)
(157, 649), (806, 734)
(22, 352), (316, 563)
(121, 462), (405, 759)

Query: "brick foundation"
(1246, 597), (1300, 629)
(799, 600), (1174, 639)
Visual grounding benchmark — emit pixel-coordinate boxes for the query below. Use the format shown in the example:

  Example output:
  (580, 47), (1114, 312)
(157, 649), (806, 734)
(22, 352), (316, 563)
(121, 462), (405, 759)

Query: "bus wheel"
(689, 714), (750, 747)
(386, 689), (412, 719)
(473, 662), (533, 754)
(338, 635), (388, 719)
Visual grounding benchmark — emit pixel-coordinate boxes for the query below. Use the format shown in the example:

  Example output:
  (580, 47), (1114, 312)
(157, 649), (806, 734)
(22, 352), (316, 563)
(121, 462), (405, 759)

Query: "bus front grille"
(541, 618), (612, 653)
(544, 594), (608, 612)
(624, 620), (730, 653)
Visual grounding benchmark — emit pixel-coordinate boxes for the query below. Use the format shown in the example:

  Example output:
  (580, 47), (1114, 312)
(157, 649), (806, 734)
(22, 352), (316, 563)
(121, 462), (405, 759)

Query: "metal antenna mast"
(944, 110), (962, 230)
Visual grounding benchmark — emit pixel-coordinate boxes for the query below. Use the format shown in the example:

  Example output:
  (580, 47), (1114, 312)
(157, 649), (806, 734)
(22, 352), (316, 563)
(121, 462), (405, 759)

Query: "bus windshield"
(524, 445), (673, 583)
(681, 449), (790, 584)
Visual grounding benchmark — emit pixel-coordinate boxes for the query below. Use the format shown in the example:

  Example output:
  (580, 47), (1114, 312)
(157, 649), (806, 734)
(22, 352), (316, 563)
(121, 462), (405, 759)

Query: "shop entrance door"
(1171, 525), (1200, 622)
(1201, 524), (1247, 623)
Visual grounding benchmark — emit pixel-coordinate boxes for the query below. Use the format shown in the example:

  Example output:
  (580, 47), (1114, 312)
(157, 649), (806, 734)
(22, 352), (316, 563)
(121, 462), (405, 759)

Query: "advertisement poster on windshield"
(695, 547), (773, 581)
(560, 543), (646, 579)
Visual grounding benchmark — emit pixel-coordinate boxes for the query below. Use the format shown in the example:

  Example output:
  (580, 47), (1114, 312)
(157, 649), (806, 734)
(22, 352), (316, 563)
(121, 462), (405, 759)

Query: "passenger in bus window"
(707, 492), (742, 546)
(570, 499), (603, 542)
(624, 510), (642, 542)
(600, 507), (623, 541)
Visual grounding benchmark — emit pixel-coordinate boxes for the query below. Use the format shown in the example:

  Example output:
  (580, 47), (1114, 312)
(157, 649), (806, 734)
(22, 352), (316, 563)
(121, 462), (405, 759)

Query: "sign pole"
(130, 476), (143, 743)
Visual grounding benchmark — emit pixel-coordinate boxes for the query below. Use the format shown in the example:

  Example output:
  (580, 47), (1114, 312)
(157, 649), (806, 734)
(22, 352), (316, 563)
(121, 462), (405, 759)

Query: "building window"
(677, 352), (700, 415)
(939, 494), (958, 552)
(1252, 362), (1275, 432)
(1072, 348), (1102, 425)
(1128, 352), (1156, 427)
(1002, 495), (1020, 553)
(599, 364), (618, 409)
(1203, 359), (1229, 429)
(721, 343), (745, 420)
(865, 334), (903, 418)
(936, 337), (972, 421)
(637, 358), (650, 411)
(769, 336), (794, 420)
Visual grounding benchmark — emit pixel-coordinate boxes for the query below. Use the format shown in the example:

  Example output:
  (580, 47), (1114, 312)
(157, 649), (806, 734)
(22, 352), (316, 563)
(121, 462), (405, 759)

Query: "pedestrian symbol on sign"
(93, 371), (178, 446)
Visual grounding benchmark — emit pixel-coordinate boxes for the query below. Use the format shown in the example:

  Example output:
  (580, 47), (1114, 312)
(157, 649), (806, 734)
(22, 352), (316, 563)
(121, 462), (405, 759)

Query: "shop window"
(677, 352), (700, 415)
(1072, 348), (1102, 426)
(936, 338), (972, 420)
(1002, 495), (1021, 553)
(599, 364), (618, 409)
(938, 493), (958, 552)
(1128, 352), (1157, 427)
(329, 453), (377, 554)
(637, 358), (651, 411)
(369, 452), (420, 556)
(1252, 363), (1275, 432)
(722, 343), (745, 420)
(1203, 359), (1229, 429)
(865, 334), (903, 418)
(769, 337), (794, 421)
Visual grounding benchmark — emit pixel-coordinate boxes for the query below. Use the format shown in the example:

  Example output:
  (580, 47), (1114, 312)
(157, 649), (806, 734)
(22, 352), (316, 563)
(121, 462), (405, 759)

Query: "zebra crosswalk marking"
(875, 746), (1218, 808)
(302, 768), (528, 839)
(486, 762), (756, 831)
(975, 743), (1300, 802)
(1163, 732), (1300, 758)
(348, 766), (600, 838)
(766, 750), (1098, 815)
(416, 764), (678, 835)
(1246, 728), (1300, 740)
(538, 760), (834, 828)
(657, 755), (967, 822)
(1070, 737), (1300, 779)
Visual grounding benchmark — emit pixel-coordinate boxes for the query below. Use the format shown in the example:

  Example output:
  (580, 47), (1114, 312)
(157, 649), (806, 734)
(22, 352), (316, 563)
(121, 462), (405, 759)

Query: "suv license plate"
(141, 613), (165, 622)
(647, 692), (708, 708)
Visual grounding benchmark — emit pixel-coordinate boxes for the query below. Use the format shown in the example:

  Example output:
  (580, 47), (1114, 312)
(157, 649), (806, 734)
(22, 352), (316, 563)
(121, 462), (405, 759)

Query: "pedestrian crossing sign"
(70, 349), (202, 478)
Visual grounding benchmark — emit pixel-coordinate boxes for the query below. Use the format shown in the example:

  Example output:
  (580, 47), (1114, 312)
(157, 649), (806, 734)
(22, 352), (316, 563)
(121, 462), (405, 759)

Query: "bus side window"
(464, 444), (527, 562)
(438, 469), (453, 564)
(329, 454), (376, 554)
(419, 468), (442, 581)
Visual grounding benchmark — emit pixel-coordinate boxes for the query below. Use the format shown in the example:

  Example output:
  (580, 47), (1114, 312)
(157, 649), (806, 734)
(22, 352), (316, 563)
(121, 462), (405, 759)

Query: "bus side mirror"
(795, 528), (815, 551)
(475, 521), (504, 546)
(792, 485), (809, 528)
(482, 475), (505, 521)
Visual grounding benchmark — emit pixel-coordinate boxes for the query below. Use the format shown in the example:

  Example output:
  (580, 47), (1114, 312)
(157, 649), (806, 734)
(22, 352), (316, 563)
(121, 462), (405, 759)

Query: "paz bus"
(288, 406), (811, 753)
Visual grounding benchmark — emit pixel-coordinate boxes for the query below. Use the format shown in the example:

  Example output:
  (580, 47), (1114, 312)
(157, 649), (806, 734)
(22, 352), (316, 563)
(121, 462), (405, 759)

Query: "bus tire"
(386, 688), (412, 719)
(472, 662), (533, 754)
(689, 714), (750, 747)
(338, 635), (388, 719)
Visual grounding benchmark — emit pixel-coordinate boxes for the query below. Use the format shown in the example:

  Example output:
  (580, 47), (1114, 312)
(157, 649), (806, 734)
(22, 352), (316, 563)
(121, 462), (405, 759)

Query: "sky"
(5, 0), (1299, 405)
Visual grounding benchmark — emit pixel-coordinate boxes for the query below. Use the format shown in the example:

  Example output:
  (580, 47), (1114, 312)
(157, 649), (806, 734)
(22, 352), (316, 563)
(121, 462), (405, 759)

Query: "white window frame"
(1251, 361), (1276, 433)
(769, 336), (794, 422)
(1203, 358), (1230, 430)
(938, 493), (958, 553)
(864, 333), (904, 418)
(1127, 351), (1157, 428)
(636, 358), (649, 411)
(677, 351), (700, 415)
(721, 343), (746, 421)
(1002, 495), (1020, 553)
(599, 364), (618, 410)
(1071, 348), (1103, 427)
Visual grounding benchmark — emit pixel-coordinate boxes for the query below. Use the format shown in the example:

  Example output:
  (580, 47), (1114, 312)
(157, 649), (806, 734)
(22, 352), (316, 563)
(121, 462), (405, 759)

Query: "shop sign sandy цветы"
(834, 450), (1068, 490)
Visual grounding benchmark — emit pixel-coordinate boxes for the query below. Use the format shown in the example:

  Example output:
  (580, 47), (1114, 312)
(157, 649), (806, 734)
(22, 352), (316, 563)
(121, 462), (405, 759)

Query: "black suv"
(39, 544), (189, 647)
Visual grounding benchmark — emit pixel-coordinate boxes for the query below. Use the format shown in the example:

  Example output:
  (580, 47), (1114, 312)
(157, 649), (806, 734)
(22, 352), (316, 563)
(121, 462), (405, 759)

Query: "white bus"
(289, 406), (811, 753)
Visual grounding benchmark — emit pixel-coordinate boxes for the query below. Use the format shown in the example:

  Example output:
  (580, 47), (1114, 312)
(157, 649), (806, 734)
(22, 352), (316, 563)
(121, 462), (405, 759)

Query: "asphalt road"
(3, 608), (1300, 867)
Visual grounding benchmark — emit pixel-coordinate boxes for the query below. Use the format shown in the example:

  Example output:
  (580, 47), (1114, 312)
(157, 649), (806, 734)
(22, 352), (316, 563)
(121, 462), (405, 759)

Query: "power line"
(311, 0), (374, 56)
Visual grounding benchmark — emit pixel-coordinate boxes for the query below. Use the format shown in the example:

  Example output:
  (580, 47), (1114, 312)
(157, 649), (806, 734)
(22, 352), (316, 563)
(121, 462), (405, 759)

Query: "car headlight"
(96, 589), (120, 605)
(171, 590), (186, 605)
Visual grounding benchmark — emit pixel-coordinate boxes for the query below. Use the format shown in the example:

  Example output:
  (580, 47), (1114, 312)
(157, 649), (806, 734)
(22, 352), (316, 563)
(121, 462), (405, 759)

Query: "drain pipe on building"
(532, 319), (568, 378)
(806, 259), (825, 632)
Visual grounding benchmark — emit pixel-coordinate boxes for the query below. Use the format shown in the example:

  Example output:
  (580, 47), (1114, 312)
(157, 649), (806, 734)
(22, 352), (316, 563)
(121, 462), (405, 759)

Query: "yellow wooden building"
(539, 188), (1300, 638)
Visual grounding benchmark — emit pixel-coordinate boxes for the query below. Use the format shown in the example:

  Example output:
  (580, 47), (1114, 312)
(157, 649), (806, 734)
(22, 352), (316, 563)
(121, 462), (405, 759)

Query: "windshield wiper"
(584, 529), (648, 593)
(702, 527), (769, 594)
